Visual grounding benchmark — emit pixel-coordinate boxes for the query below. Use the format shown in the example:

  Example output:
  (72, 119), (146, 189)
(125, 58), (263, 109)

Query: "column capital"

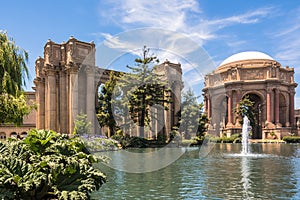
(65, 63), (79, 74)
(85, 65), (96, 75)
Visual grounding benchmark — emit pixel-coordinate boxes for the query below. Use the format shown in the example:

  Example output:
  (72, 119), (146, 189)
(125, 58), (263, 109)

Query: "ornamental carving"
(243, 69), (265, 80)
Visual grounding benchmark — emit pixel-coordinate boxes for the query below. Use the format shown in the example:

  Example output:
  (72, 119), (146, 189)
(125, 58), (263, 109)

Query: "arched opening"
(10, 132), (18, 138)
(0, 132), (6, 140)
(211, 95), (228, 135)
(21, 131), (28, 138)
(242, 93), (263, 139)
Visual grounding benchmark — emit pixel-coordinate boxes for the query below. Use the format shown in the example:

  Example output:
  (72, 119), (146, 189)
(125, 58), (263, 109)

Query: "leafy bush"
(282, 136), (300, 143)
(208, 134), (241, 143)
(0, 129), (106, 199)
(127, 136), (149, 148)
(111, 134), (131, 148)
(81, 134), (121, 151)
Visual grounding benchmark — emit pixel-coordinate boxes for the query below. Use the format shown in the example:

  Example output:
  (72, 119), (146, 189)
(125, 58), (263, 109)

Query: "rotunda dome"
(219, 51), (274, 67)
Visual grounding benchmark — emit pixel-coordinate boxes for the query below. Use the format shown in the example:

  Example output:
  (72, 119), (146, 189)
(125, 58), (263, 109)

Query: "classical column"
(274, 89), (280, 125)
(34, 79), (45, 129)
(235, 89), (242, 127)
(226, 92), (233, 127)
(59, 70), (68, 133)
(266, 89), (272, 123)
(289, 91), (295, 127)
(47, 69), (57, 130)
(86, 66), (96, 134)
(207, 96), (211, 119)
(67, 65), (79, 134)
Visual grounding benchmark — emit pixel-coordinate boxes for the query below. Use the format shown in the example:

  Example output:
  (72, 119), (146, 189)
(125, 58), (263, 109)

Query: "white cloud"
(272, 6), (300, 68)
(99, 0), (272, 46)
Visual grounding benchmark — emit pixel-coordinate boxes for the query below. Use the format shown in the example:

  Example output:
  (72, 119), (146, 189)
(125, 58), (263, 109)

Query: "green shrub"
(282, 136), (300, 143)
(128, 136), (149, 148)
(81, 135), (121, 151)
(111, 134), (131, 148)
(0, 129), (106, 199)
(208, 134), (241, 143)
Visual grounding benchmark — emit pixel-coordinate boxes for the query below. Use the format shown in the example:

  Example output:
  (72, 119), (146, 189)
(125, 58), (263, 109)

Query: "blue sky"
(1, 0), (300, 107)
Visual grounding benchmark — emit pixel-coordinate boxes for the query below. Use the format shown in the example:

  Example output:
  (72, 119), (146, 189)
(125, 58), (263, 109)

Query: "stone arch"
(211, 94), (228, 134)
(241, 92), (263, 139)
(0, 132), (6, 140)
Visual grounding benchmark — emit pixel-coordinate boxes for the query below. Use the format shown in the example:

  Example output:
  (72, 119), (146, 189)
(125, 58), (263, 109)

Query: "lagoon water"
(93, 143), (300, 199)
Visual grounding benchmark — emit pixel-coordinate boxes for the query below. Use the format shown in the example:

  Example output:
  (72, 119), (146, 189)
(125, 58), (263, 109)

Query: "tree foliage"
(96, 72), (122, 136)
(178, 89), (208, 139)
(234, 95), (255, 128)
(0, 31), (29, 96)
(0, 93), (35, 126)
(197, 103), (208, 138)
(0, 129), (106, 199)
(112, 46), (171, 137)
(0, 32), (33, 126)
(73, 112), (92, 135)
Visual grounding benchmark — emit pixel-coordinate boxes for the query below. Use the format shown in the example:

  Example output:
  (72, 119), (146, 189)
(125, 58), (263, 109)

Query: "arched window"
(21, 131), (28, 138)
(10, 132), (18, 138)
(0, 132), (6, 139)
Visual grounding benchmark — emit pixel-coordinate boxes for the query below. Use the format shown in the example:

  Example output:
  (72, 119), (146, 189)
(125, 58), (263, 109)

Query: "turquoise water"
(92, 143), (300, 199)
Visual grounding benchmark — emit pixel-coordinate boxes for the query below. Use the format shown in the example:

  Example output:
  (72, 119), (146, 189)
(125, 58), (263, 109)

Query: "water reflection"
(93, 144), (300, 199)
(241, 157), (252, 198)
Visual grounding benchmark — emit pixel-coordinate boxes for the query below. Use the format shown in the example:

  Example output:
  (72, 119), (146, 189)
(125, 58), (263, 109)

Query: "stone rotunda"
(202, 51), (297, 139)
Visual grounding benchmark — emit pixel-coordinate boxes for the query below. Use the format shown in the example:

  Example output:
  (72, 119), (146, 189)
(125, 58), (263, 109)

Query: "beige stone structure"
(33, 37), (182, 138)
(203, 51), (298, 139)
(2, 40), (300, 140)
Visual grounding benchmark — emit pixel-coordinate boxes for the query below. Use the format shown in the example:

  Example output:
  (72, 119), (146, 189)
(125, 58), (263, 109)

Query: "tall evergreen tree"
(179, 89), (201, 139)
(197, 102), (208, 138)
(96, 72), (122, 136)
(118, 46), (171, 137)
(0, 32), (29, 96)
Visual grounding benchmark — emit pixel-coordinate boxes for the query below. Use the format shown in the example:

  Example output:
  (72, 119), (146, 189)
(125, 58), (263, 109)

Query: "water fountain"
(241, 115), (251, 155)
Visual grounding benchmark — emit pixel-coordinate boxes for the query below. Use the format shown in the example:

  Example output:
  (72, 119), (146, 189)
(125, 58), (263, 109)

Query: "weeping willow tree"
(0, 31), (29, 96)
(0, 32), (33, 125)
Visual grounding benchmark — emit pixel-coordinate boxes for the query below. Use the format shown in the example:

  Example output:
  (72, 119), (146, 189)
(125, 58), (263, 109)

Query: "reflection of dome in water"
(219, 51), (274, 66)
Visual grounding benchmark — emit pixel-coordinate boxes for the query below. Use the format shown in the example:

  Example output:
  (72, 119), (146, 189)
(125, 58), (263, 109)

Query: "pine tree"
(117, 46), (171, 138)
(96, 72), (122, 136)
(179, 89), (201, 139)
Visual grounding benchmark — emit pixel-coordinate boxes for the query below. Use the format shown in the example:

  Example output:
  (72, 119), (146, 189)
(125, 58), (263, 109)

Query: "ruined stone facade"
(33, 37), (182, 138)
(203, 51), (298, 139)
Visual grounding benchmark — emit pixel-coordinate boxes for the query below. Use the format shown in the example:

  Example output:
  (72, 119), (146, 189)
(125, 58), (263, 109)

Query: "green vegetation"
(0, 32), (34, 126)
(73, 112), (92, 135)
(0, 93), (35, 126)
(0, 129), (106, 199)
(207, 134), (242, 143)
(178, 89), (208, 139)
(96, 72), (122, 136)
(116, 46), (171, 137)
(81, 135), (121, 151)
(0, 32), (29, 96)
(234, 95), (255, 130)
(282, 136), (300, 143)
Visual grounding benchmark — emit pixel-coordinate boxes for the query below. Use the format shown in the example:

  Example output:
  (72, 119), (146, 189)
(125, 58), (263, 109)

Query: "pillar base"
(265, 121), (275, 129)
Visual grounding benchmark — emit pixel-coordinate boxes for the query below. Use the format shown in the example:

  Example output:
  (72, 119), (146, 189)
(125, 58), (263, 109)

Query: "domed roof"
(219, 51), (274, 66)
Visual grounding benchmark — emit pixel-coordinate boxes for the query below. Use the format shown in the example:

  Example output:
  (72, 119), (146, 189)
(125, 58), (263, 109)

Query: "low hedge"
(208, 134), (241, 143)
(282, 136), (300, 143)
